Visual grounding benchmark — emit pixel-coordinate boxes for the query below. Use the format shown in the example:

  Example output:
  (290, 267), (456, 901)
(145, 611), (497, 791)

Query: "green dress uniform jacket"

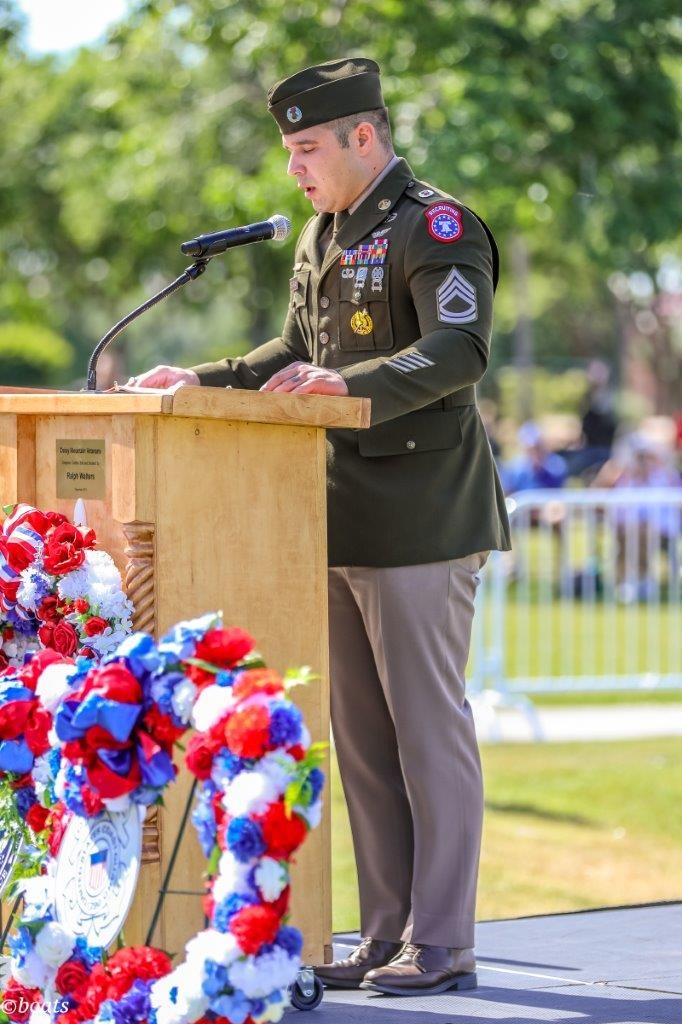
(191, 158), (511, 567)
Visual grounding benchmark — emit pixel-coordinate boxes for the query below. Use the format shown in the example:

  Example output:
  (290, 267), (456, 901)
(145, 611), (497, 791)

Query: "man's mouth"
(302, 185), (316, 198)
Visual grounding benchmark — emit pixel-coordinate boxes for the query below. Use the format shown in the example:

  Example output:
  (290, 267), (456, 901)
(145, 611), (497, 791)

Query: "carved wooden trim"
(121, 520), (155, 635)
(142, 805), (162, 864)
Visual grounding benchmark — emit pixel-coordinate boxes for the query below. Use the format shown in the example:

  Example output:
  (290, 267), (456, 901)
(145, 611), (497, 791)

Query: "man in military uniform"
(134, 57), (510, 997)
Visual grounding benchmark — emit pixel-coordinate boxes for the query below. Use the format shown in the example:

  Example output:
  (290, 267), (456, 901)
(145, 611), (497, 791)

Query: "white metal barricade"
(469, 489), (682, 717)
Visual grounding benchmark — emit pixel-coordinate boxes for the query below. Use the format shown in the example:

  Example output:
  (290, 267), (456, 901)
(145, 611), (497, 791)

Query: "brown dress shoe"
(313, 937), (403, 989)
(361, 943), (477, 995)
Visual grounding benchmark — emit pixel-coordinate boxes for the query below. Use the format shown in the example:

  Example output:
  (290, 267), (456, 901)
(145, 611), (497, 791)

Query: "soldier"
(133, 57), (510, 997)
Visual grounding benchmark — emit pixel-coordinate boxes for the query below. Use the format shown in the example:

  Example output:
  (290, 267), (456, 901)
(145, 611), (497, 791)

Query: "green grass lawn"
(330, 737), (682, 933)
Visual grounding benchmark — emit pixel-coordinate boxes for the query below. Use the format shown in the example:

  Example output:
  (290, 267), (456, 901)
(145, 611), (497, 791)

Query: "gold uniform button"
(320, 296), (330, 309)
(319, 331), (330, 345)
(406, 440), (416, 450)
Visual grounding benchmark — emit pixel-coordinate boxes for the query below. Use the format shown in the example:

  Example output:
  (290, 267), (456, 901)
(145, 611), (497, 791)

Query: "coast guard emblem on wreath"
(425, 203), (463, 243)
(55, 804), (141, 948)
(286, 106), (303, 123)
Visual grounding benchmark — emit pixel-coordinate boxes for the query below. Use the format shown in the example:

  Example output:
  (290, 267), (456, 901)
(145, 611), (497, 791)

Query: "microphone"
(181, 215), (291, 257)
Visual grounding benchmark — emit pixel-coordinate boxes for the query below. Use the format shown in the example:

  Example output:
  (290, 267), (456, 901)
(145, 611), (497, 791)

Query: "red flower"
(38, 619), (79, 657)
(205, 717), (231, 754)
(46, 802), (70, 856)
(224, 704), (272, 759)
(37, 595), (61, 622)
(42, 522), (96, 575)
(79, 661), (142, 705)
(184, 663), (215, 690)
(25, 802), (50, 834)
(267, 883), (291, 919)
(142, 706), (184, 751)
(55, 958), (90, 995)
(83, 616), (108, 637)
(17, 647), (67, 691)
(0, 699), (33, 740)
(0, 650), (10, 672)
(193, 627), (255, 669)
(81, 784), (106, 816)
(185, 734), (214, 779)
(232, 668), (284, 702)
(74, 598), (89, 614)
(229, 904), (280, 955)
(25, 704), (52, 756)
(258, 800), (307, 858)
(2, 626), (14, 640)
(2, 979), (42, 1022)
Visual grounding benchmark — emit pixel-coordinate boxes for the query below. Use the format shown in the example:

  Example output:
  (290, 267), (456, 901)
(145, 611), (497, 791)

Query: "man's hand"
(260, 362), (349, 396)
(126, 365), (199, 389)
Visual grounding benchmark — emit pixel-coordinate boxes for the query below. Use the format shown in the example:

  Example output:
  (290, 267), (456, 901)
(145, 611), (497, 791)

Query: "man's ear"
(354, 121), (376, 153)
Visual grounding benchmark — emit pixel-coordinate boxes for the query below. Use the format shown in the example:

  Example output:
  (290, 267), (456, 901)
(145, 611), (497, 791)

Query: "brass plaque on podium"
(56, 439), (106, 500)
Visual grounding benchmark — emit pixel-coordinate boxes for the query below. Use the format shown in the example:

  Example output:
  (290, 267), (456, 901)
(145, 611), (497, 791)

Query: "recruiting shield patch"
(425, 203), (463, 243)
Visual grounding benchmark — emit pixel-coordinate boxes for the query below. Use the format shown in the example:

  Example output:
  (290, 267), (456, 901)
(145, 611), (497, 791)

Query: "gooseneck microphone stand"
(85, 258), (211, 391)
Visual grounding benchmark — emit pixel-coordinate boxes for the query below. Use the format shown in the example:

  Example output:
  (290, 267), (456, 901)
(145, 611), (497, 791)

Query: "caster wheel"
(290, 968), (324, 1010)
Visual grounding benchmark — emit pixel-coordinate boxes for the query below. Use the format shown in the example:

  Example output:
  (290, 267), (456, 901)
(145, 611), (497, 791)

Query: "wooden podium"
(0, 385), (369, 964)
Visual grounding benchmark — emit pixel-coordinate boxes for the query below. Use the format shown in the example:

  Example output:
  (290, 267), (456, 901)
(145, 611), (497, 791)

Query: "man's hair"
(329, 107), (393, 150)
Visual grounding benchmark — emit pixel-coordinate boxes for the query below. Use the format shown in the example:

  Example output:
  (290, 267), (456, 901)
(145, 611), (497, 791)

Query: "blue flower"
(226, 817), (265, 863)
(191, 785), (218, 856)
(74, 936), (104, 967)
(201, 960), (230, 998)
(212, 893), (258, 931)
(149, 671), (185, 723)
(307, 767), (325, 804)
(210, 991), (252, 1024)
(275, 925), (303, 958)
(109, 980), (152, 1024)
(8, 926), (33, 966)
(110, 633), (163, 681)
(268, 702), (303, 748)
(158, 613), (219, 662)
(215, 671), (235, 688)
(15, 785), (37, 819)
(211, 749), (245, 784)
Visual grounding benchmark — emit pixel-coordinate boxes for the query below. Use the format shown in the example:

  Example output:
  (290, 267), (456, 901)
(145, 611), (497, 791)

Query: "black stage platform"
(313, 903), (681, 1023)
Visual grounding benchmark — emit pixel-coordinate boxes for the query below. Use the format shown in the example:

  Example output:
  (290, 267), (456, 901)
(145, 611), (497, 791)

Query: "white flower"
(20, 874), (56, 921)
(11, 950), (49, 989)
(192, 684), (236, 732)
(170, 678), (197, 724)
(150, 963), (208, 1023)
(211, 851), (252, 902)
(228, 947), (299, 999)
(34, 922), (74, 967)
(223, 770), (278, 818)
(258, 752), (297, 793)
(35, 663), (77, 714)
(28, 1003), (52, 1024)
(254, 857), (288, 902)
(185, 929), (239, 968)
(295, 798), (322, 830)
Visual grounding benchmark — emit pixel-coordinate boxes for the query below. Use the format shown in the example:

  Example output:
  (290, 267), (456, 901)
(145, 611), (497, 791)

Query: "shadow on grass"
(485, 800), (593, 825)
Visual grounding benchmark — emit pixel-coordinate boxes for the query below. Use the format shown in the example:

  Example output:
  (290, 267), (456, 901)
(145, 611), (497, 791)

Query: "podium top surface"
(0, 385), (370, 430)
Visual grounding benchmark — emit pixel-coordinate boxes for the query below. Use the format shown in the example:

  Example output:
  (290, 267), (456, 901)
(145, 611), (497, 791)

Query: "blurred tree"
(0, 323), (74, 385)
(0, 0), (679, 404)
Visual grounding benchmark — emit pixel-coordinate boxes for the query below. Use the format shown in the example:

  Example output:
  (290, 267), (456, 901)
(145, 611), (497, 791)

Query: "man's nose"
(287, 152), (303, 177)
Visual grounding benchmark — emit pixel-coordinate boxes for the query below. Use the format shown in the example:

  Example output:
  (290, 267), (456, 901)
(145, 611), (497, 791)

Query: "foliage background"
(0, 0), (680, 412)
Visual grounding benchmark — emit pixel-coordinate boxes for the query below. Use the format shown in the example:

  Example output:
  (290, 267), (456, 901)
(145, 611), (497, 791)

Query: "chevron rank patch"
(425, 203), (463, 243)
(437, 267), (478, 325)
(387, 350), (436, 374)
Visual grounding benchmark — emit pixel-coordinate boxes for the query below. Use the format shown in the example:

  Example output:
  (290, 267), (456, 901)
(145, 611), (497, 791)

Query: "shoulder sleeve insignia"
(425, 203), (463, 243)
(437, 268), (477, 324)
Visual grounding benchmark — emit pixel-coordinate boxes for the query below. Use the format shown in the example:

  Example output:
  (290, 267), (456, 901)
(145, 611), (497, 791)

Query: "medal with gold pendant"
(351, 307), (373, 335)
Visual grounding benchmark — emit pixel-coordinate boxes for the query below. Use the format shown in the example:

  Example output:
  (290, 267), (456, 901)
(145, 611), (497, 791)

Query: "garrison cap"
(268, 57), (384, 133)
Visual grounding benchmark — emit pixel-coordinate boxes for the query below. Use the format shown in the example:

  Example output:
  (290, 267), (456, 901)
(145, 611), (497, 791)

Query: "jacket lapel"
(319, 158), (415, 282)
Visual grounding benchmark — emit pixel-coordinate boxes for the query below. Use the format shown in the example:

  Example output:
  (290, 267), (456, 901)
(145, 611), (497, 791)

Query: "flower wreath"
(0, 613), (324, 1024)
(0, 504), (133, 671)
